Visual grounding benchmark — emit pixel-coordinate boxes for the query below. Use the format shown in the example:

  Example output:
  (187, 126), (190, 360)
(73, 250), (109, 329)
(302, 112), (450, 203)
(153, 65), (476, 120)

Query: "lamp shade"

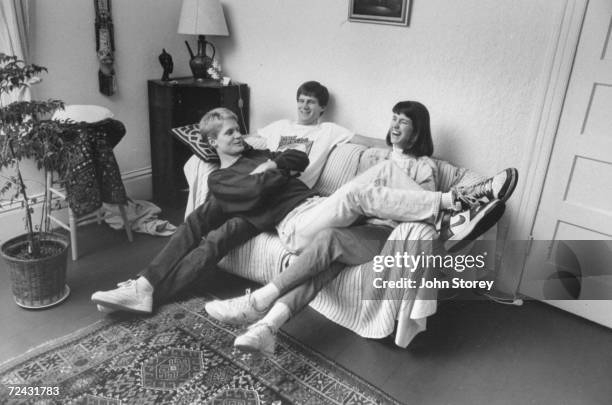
(178, 0), (229, 36)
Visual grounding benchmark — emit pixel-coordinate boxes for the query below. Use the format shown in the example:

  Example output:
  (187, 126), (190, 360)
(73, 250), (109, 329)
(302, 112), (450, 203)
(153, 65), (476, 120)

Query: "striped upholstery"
(189, 143), (486, 347)
(309, 221), (439, 346)
(435, 159), (486, 192)
(218, 232), (291, 284)
(312, 143), (366, 196)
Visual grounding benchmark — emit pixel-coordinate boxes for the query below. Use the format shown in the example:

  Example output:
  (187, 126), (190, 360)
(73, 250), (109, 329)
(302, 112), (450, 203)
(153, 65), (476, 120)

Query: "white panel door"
(521, 0), (612, 327)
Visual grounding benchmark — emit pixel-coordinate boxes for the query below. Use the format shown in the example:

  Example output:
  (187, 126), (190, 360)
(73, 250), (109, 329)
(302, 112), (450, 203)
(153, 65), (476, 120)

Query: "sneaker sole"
(234, 342), (260, 353)
(97, 304), (117, 314)
(91, 297), (152, 314)
(445, 200), (506, 253)
(498, 168), (518, 203)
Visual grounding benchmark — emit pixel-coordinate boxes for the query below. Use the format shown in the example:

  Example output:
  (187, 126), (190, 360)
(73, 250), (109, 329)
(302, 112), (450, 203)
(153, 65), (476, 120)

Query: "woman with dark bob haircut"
(386, 101), (434, 157)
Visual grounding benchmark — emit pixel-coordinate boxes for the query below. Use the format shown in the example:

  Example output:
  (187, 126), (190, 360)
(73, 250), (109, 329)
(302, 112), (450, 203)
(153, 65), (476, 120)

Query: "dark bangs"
(385, 101), (434, 157)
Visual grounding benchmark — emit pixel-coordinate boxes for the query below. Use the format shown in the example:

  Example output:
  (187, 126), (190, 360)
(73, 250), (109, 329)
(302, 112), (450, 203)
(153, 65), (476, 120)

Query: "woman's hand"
(250, 159), (278, 175)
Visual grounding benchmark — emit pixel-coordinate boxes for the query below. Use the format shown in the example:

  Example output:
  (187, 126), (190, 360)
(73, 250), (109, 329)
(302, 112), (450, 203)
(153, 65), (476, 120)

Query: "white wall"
(215, 0), (562, 174)
(30, 0), (192, 175)
(4, 0), (568, 290)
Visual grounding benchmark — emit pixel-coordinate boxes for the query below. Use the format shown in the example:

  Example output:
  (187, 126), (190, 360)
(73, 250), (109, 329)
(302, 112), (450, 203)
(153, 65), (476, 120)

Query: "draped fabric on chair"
(47, 106), (133, 261)
(61, 119), (129, 217)
(0, 0), (31, 104)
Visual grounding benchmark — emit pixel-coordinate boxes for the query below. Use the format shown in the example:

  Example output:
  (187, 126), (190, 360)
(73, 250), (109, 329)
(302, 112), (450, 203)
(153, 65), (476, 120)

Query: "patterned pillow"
(171, 124), (220, 163)
(172, 124), (254, 163)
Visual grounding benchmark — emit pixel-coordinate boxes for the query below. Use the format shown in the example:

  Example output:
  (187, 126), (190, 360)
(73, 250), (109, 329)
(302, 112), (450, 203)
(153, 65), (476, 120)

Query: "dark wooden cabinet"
(147, 78), (249, 206)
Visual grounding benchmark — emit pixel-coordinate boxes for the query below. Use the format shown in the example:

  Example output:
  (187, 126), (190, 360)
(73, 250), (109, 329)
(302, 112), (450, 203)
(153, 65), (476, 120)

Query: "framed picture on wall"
(348, 0), (410, 26)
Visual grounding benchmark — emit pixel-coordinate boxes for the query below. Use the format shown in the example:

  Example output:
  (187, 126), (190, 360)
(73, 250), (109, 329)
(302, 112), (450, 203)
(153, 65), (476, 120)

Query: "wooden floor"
(1, 207), (611, 404)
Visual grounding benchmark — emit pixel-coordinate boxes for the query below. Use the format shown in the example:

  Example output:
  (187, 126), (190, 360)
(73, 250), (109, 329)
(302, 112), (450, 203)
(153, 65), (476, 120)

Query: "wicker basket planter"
(1, 233), (70, 309)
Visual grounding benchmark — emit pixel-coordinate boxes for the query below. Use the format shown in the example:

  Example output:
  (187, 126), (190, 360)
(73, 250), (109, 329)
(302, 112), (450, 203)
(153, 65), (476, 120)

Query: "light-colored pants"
(274, 224), (393, 314)
(277, 160), (442, 253)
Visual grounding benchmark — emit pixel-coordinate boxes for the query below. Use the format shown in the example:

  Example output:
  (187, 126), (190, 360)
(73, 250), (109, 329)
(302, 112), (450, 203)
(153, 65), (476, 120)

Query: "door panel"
(522, 0), (612, 327)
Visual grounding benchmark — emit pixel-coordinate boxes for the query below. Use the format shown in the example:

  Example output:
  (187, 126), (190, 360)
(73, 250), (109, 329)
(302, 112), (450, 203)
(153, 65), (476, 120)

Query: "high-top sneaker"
(453, 168), (518, 209)
(440, 199), (506, 252)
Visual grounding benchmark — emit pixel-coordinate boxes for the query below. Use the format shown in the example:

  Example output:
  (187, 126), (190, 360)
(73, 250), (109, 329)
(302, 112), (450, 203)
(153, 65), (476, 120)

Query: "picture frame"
(348, 0), (410, 26)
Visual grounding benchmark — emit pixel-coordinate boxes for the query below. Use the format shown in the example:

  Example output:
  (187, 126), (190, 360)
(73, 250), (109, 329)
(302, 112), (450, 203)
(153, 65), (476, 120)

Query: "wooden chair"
(46, 105), (132, 260)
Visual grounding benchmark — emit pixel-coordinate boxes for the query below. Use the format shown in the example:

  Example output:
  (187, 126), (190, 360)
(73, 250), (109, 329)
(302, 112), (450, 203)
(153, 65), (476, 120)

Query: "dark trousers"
(275, 224), (393, 314)
(139, 200), (259, 305)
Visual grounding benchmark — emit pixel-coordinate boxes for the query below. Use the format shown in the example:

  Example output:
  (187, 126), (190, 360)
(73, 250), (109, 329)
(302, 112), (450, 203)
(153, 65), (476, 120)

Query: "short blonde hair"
(199, 108), (238, 142)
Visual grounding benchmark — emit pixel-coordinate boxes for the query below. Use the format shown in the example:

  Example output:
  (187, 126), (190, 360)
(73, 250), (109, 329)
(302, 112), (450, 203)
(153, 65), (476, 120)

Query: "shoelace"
(116, 279), (136, 288)
(453, 188), (481, 210)
(241, 288), (254, 308)
(232, 288), (261, 316)
(461, 177), (494, 200)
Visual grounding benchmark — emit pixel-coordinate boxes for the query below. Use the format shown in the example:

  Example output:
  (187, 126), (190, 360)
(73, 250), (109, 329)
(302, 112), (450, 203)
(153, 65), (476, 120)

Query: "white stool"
(47, 105), (133, 260)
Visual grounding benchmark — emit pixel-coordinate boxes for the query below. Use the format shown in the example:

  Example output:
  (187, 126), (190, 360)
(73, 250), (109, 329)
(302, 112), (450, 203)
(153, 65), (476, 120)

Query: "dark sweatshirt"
(208, 148), (318, 230)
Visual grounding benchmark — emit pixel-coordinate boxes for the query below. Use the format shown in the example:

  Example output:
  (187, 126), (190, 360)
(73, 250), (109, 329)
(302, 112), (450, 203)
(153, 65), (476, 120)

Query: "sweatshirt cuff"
(272, 158), (287, 170)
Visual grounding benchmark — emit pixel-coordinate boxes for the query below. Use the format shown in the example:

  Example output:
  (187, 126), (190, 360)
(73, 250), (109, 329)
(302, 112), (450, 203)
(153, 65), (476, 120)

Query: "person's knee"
(308, 228), (348, 258)
(312, 228), (341, 247)
(205, 218), (253, 249)
(185, 207), (207, 231)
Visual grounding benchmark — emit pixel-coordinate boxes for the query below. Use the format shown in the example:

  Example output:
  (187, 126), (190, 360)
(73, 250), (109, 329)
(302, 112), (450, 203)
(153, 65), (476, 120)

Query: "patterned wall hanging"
(94, 0), (116, 96)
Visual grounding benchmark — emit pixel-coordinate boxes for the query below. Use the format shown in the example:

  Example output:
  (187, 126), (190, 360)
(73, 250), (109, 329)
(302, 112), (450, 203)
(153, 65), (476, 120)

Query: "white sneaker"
(91, 279), (153, 314)
(205, 289), (267, 326)
(96, 304), (116, 314)
(440, 199), (505, 253)
(234, 322), (277, 356)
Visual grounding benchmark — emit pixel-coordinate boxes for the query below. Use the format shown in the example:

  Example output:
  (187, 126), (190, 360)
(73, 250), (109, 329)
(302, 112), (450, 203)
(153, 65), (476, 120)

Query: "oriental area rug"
(0, 296), (402, 404)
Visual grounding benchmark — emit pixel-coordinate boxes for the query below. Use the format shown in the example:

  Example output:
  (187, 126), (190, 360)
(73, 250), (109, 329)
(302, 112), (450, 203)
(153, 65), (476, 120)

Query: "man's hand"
(250, 159), (278, 174)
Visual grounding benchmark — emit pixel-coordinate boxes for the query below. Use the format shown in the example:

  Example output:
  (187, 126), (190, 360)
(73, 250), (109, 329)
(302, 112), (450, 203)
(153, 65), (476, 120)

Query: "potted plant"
(0, 53), (79, 308)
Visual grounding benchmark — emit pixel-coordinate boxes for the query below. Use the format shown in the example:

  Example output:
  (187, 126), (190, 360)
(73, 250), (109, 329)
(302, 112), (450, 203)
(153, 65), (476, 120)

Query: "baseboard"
(0, 167), (152, 245)
(121, 166), (152, 201)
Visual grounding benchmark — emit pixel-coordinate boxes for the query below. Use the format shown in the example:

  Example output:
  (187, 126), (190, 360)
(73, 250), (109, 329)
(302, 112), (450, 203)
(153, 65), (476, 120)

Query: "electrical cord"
(476, 289), (524, 306)
(236, 84), (247, 133)
(484, 293), (524, 306)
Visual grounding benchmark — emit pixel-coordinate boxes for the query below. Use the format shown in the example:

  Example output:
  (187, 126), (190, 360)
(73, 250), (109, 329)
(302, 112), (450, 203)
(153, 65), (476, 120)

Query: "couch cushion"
(313, 143), (366, 196)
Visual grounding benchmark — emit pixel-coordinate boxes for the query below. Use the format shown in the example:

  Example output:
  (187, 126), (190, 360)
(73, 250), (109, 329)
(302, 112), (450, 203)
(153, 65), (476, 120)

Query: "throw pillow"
(171, 124), (220, 163)
(171, 124), (254, 163)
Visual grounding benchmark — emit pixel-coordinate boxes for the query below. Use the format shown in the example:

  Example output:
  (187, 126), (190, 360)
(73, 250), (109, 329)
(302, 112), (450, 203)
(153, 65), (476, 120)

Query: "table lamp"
(178, 0), (229, 80)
